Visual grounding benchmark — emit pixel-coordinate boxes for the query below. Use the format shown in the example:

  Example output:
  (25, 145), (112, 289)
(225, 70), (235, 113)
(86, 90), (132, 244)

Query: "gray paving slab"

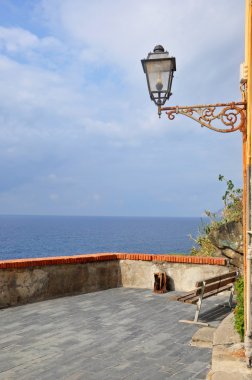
(0, 288), (231, 379)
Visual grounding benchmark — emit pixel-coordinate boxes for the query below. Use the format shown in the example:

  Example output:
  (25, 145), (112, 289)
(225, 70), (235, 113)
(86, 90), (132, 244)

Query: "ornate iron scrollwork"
(160, 102), (246, 133)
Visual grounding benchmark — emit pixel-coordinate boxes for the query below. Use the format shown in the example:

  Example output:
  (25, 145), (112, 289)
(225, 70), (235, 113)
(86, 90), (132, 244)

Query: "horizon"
(0, 213), (209, 218)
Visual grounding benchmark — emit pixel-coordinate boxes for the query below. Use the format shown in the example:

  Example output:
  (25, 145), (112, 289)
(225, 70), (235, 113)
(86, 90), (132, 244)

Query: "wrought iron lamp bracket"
(159, 102), (246, 134)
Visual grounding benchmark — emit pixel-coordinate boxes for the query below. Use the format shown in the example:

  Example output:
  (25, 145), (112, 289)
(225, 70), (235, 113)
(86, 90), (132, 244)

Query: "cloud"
(49, 193), (59, 201)
(92, 193), (101, 202)
(0, 26), (61, 52)
(39, 0), (244, 75)
(0, 27), (39, 52)
(0, 0), (245, 216)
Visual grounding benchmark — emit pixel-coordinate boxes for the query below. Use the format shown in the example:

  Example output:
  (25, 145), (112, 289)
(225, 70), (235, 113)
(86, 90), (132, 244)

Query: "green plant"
(190, 235), (217, 257)
(203, 175), (243, 225)
(234, 276), (244, 340)
(190, 175), (243, 256)
(218, 175), (243, 223)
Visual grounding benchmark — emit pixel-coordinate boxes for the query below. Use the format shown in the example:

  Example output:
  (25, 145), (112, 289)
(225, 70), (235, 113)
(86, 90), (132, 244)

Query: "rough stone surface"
(0, 260), (229, 308)
(0, 288), (231, 380)
(208, 221), (243, 270)
(120, 260), (229, 291)
(209, 221), (243, 254)
(0, 261), (122, 308)
(191, 327), (216, 348)
(208, 371), (252, 380)
(209, 312), (252, 378)
(213, 313), (241, 346)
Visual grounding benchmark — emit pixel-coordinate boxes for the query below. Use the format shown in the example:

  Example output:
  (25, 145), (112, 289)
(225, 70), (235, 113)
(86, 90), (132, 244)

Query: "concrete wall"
(120, 259), (230, 291)
(0, 261), (121, 308)
(0, 253), (229, 308)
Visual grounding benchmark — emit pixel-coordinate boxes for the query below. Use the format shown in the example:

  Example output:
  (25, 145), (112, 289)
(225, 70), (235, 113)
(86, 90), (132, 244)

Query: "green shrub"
(219, 175), (243, 224)
(234, 276), (244, 341)
(190, 175), (243, 256)
(190, 235), (218, 257)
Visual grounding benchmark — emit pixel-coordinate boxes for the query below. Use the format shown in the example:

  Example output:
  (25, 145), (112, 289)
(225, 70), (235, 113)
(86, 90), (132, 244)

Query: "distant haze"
(0, 0), (245, 217)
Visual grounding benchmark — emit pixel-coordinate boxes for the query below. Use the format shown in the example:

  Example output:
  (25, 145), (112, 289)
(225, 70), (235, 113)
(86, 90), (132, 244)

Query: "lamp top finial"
(153, 45), (165, 53)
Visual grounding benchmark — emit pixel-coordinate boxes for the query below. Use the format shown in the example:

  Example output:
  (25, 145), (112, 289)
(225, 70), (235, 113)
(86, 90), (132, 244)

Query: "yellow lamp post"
(142, 0), (252, 367)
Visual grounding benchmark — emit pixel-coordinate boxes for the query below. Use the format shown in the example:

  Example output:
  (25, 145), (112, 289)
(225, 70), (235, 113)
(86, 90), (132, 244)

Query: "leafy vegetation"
(190, 235), (217, 257)
(218, 174), (243, 224)
(190, 176), (244, 339)
(234, 276), (244, 340)
(190, 175), (243, 257)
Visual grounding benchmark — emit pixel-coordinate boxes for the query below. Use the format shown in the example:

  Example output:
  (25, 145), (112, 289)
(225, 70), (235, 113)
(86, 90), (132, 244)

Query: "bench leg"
(194, 298), (202, 323)
(180, 284), (208, 325)
(229, 285), (235, 309)
(194, 282), (205, 322)
(179, 294), (209, 325)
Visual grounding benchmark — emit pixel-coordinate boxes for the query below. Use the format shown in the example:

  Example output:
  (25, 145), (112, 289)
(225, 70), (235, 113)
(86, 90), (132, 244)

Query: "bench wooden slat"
(175, 290), (197, 303)
(196, 270), (237, 287)
(177, 277), (236, 304)
(195, 276), (236, 296)
(200, 283), (234, 300)
(185, 283), (234, 304)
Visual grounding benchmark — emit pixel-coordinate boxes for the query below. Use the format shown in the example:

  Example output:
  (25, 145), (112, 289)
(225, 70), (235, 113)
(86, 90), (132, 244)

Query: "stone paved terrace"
(0, 288), (232, 380)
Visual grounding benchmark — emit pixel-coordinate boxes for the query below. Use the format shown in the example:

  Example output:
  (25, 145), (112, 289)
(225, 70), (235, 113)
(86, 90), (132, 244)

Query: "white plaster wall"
(120, 260), (230, 291)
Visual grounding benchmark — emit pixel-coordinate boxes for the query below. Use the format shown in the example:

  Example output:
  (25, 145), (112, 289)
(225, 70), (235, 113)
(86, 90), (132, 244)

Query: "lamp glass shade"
(142, 46), (176, 107)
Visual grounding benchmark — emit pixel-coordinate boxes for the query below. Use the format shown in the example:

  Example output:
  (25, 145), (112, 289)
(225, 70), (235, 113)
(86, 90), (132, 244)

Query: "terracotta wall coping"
(0, 253), (227, 269)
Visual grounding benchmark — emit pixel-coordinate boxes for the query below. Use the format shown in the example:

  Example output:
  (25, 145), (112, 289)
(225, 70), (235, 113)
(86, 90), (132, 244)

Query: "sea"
(0, 215), (206, 260)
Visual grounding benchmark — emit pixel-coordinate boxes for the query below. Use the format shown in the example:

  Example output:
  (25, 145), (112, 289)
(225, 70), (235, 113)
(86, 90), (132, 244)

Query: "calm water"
(0, 215), (204, 260)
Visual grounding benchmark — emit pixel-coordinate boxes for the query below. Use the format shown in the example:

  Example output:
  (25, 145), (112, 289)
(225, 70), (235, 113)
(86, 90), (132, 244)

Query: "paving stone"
(194, 367), (211, 379)
(187, 360), (211, 373)
(169, 370), (198, 379)
(0, 288), (230, 379)
(129, 368), (171, 380)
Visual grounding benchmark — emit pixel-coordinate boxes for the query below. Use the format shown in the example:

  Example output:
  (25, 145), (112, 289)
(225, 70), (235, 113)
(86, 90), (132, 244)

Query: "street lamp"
(142, 44), (251, 366)
(142, 45), (246, 132)
(141, 45), (176, 114)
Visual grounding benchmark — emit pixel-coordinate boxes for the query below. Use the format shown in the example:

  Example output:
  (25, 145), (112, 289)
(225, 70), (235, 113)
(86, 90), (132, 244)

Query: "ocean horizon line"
(0, 213), (206, 219)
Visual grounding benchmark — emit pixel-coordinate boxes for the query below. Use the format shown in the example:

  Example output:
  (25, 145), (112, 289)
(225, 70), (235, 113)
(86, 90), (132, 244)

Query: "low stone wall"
(120, 260), (229, 291)
(0, 253), (228, 308)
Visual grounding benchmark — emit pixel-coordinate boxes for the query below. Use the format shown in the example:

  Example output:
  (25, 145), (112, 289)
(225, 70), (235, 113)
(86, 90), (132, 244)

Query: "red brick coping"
(0, 253), (227, 269)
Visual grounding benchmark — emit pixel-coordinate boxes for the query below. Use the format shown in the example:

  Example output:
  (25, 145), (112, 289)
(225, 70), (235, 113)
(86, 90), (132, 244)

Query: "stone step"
(191, 326), (216, 348)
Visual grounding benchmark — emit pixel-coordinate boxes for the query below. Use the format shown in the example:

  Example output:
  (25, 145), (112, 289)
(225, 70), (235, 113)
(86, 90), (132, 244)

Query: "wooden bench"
(175, 270), (239, 325)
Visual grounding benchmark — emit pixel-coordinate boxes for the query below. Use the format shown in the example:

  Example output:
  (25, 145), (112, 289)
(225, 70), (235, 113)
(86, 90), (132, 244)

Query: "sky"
(0, 0), (246, 217)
